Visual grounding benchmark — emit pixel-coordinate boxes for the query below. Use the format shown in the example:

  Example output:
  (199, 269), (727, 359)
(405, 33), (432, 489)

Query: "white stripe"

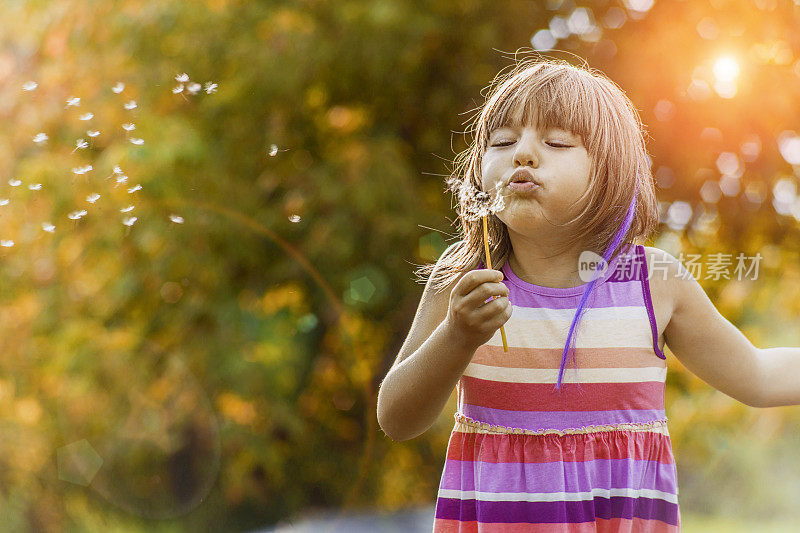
(463, 364), (667, 384)
(512, 305), (648, 322)
(486, 305), (656, 349)
(437, 486), (679, 505)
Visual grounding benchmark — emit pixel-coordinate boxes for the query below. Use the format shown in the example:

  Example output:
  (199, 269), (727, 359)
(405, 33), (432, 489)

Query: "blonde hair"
(416, 55), (658, 293)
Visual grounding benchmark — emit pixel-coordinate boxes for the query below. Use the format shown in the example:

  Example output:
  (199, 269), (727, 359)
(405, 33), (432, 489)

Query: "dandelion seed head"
(172, 84), (184, 94)
(120, 205), (135, 213)
(169, 214), (184, 224)
(123, 216), (137, 227)
(79, 112), (94, 121)
(42, 222), (55, 233)
(9, 179), (21, 187)
(68, 209), (87, 220)
(124, 100), (137, 110)
(187, 82), (201, 95)
(288, 214), (301, 223)
(75, 139), (88, 149)
(175, 73), (190, 83)
(204, 82), (217, 94)
(86, 193), (101, 203)
(459, 182), (508, 222)
(1, 240), (14, 247)
(33, 133), (48, 143)
(112, 82), (125, 94)
(23, 81), (38, 91)
(116, 175), (129, 184)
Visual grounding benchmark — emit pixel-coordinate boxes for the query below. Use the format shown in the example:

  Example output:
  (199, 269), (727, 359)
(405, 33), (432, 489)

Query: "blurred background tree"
(1, 0), (800, 531)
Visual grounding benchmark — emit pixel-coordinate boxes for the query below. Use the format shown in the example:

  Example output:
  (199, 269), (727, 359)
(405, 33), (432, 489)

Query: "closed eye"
(490, 140), (572, 148)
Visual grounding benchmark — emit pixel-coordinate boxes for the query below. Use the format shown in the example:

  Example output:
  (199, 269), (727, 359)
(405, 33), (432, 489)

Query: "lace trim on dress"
(454, 412), (670, 436)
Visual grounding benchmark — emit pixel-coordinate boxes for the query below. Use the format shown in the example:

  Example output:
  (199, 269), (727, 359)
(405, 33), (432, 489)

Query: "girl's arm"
(654, 247), (765, 407)
(377, 245), (475, 441)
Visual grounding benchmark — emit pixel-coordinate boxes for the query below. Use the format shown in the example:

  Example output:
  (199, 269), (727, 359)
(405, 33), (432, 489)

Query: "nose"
(513, 131), (539, 168)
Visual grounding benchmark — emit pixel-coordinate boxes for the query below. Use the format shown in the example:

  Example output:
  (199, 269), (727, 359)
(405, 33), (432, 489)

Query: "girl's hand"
(443, 269), (511, 351)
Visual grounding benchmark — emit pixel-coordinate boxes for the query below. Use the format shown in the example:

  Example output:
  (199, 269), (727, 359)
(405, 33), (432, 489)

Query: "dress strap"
(637, 244), (667, 360)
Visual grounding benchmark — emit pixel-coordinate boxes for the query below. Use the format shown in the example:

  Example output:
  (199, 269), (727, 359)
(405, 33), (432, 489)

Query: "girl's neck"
(507, 245), (594, 289)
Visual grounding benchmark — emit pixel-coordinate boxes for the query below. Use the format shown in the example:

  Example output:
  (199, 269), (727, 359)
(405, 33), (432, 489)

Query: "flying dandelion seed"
(1, 240), (14, 247)
(42, 223), (55, 233)
(28, 183), (42, 191)
(204, 82), (217, 94)
(9, 179), (21, 187)
(122, 216), (137, 226)
(128, 184), (142, 193)
(33, 133), (48, 144)
(68, 210), (87, 220)
(0, 199), (9, 206)
(79, 112), (94, 121)
(66, 97), (80, 108)
(86, 193), (101, 203)
(122, 123), (135, 131)
(87, 130), (100, 138)
(113, 165), (123, 174)
(71, 139), (88, 153)
(289, 214), (301, 223)
(120, 205), (135, 213)
(115, 175), (129, 185)
(124, 100), (137, 110)
(112, 82), (125, 94)
(22, 81), (38, 91)
(187, 82), (201, 95)
(172, 85), (184, 94)
(129, 138), (144, 145)
(169, 214), (184, 224)
(176, 73), (189, 83)
(72, 165), (93, 175)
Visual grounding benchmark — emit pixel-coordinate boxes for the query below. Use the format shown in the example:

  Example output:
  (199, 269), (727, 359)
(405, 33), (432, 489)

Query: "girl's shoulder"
(639, 245), (685, 322)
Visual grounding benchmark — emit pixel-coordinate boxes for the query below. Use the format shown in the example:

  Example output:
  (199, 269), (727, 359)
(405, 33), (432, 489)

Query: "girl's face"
(480, 121), (592, 236)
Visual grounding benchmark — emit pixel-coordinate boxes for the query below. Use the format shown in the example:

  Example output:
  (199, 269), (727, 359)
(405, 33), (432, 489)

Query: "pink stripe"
(446, 429), (677, 465)
(461, 376), (665, 411)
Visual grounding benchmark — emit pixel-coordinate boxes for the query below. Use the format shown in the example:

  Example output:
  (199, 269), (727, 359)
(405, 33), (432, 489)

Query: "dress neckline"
(500, 244), (634, 297)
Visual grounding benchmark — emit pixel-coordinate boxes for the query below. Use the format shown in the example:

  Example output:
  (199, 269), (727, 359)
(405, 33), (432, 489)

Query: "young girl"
(377, 57), (791, 531)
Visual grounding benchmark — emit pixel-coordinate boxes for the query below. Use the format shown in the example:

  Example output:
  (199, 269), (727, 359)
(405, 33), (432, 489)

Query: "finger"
(454, 269), (501, 298)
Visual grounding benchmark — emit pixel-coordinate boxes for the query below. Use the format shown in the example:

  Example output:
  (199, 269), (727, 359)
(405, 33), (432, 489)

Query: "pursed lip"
(506, 168), (542, 187)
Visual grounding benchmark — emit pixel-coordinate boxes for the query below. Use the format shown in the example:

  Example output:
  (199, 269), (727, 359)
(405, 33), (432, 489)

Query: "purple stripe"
(637, 244), (667, 360)
(506, 279), (646, 309)
(461, 405), (668, 430)
(435, 494), (680, 525)
(440, 457), (678, 495)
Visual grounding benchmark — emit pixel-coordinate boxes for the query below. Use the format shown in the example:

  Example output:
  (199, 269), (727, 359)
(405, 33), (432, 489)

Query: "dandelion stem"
(482, 214), (508, 352)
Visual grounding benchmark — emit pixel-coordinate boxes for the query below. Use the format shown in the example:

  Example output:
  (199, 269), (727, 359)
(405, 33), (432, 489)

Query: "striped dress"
(433, 243), (680, 532)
